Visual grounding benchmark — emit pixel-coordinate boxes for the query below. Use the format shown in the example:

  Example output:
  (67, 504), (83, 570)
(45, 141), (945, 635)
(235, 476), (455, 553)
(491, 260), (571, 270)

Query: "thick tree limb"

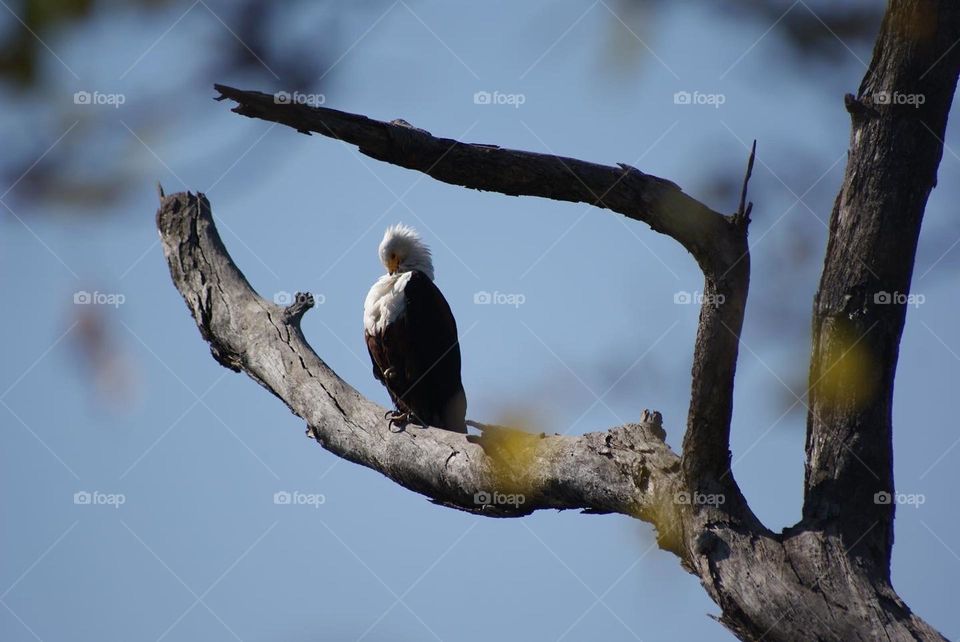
(169, 9), (960, 631)
(213, 81), (752, 501)
(157, 188), (945, 642)
(157, 190), (686, 542)
(213, 84), (738, 272)
(803, 0), (960, 570)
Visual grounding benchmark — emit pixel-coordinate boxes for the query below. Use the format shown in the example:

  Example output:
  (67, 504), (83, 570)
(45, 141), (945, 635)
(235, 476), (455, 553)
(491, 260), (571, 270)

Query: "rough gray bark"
(156, 2), (958, 639)
(156, 189), (687, 543)
(804, 0), (960, 573)
(211, 83), (736, 274)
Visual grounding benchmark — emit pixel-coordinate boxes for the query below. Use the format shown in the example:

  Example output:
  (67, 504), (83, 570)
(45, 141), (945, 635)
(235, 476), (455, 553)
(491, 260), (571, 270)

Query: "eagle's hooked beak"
(386, 256), (401, 274)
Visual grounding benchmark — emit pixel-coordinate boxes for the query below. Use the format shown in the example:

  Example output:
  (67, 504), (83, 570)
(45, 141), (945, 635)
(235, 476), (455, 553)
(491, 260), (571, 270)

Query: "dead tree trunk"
(156, 2), (959, 639)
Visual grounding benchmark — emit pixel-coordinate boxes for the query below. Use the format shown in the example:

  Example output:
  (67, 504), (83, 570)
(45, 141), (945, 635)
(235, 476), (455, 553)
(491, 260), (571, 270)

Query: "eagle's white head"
(378, 224), (434, 281)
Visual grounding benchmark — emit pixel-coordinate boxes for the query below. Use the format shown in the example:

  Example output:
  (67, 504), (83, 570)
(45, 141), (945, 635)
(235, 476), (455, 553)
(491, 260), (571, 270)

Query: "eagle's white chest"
(363, 272), (413, 335)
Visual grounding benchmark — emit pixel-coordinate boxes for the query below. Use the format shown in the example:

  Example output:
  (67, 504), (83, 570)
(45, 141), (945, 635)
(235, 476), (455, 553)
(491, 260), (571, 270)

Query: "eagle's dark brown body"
(364, 270), (467, 432)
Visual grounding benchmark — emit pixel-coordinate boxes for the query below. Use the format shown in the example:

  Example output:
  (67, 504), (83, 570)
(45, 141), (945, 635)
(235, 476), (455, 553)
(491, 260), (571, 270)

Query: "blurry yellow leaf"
(813, 320), (877, 410)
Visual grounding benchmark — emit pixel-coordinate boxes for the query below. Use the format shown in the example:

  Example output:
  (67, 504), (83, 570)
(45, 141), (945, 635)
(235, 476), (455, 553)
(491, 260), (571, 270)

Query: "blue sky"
(2, 1), (958, 640)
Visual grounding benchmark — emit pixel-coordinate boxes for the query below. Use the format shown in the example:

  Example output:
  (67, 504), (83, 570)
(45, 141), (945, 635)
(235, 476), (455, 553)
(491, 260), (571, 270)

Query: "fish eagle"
(363, 224), (467, 432)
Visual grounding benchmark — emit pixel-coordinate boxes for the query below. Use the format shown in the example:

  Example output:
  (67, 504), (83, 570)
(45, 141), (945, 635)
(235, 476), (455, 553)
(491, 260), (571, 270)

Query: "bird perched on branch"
(363, 224), (467, 432)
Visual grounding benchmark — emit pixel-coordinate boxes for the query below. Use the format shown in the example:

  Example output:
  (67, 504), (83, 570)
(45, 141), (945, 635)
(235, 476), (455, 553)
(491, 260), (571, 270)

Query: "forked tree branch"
(212, 82), (754, 499)
(156, 190), (689, 547)
(161, 9), (958, 628)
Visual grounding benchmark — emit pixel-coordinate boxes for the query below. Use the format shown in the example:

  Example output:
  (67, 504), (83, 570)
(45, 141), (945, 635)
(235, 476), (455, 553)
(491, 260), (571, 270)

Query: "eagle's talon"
(386, 410), (410, 432)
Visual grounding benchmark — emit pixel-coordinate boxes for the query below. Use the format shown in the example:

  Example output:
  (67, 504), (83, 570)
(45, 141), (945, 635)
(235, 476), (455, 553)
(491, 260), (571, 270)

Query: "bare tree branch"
(156, 187), (946, 642)
(156, 190), (686, 539)
(212, 81), (753, 497)
(212, 83), (741, 274)
(161, 4), (960, 633)
(804, 0), (960, 570)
